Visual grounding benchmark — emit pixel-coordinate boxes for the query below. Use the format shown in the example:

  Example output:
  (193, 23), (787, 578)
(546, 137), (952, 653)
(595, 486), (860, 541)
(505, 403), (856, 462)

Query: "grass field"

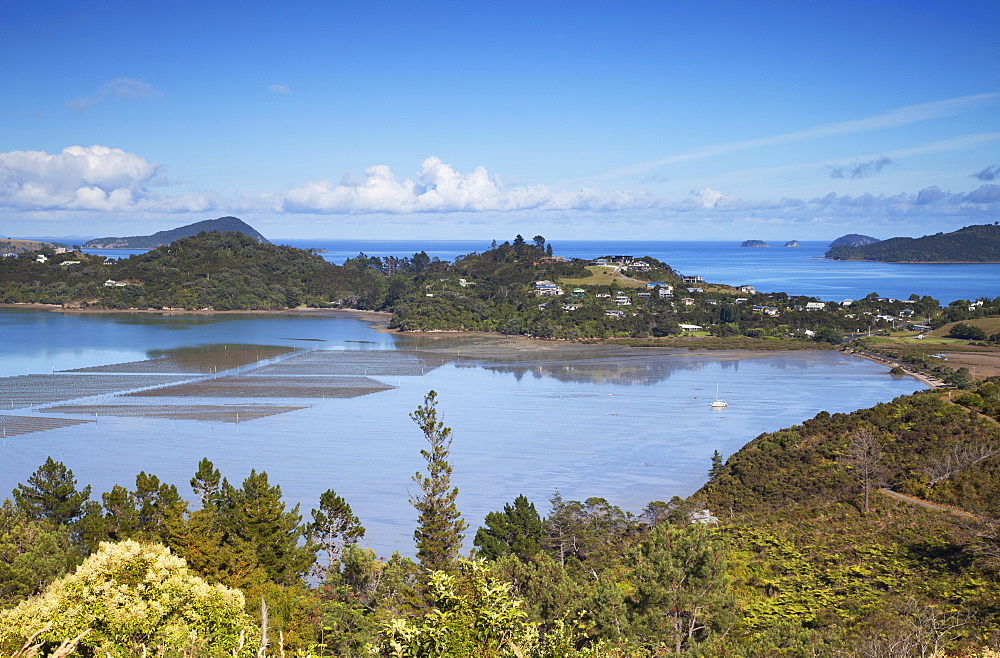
(928, 317), (1000, 338)
(559, 266), (650, 289)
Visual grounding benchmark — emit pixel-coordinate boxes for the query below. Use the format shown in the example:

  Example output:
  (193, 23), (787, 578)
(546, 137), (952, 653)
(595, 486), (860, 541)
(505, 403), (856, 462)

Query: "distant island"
(828, 233), (880, 248)
(783, 240), (800, 247)
(84, 216), (269, 249)
(740, 240), (769, 247)
(825, 223), (1000, 262)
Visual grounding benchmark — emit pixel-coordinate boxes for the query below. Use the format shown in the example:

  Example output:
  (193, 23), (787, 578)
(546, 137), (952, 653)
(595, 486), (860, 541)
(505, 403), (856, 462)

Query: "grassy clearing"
(559, 266), (649, 289)
(928, 316), (1000, 338)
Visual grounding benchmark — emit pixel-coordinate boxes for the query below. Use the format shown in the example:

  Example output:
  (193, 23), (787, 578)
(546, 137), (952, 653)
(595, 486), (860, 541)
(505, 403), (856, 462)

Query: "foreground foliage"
(3, 385), (1000, 655)
(0, 540), (256, 657)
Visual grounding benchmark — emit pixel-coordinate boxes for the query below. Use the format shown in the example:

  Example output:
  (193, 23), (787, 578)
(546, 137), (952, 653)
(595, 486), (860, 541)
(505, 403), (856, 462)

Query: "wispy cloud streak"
(66, 78), (161, 111)
(597, 93), (1000, 180)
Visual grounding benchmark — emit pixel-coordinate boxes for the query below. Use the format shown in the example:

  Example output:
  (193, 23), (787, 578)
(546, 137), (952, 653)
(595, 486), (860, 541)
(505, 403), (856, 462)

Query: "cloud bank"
(283, 157), (656, 214)
(2, 149), (997, 234)
(0, 145), (213, 212)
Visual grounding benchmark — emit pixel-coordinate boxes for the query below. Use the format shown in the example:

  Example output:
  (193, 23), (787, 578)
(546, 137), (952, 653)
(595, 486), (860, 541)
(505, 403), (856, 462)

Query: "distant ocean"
(83, 239), (1000, 304)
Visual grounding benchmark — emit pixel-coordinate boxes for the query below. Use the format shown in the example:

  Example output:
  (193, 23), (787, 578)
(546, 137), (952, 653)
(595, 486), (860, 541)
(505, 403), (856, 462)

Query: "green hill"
(0, 231), (366, 310)
(825, 223), (1000, 261)
(83, 216), (269, 249)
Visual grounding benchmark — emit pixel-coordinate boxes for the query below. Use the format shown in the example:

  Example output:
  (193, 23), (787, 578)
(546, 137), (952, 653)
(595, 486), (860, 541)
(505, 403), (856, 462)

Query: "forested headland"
(3, 384), (1000, 656)
(825, 223), (1000, 262)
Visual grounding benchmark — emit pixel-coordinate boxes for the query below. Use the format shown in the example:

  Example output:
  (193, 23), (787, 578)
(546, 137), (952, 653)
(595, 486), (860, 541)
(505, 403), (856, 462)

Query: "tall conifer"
(409, 391), (467, 571)
(12, 457), (91, 526)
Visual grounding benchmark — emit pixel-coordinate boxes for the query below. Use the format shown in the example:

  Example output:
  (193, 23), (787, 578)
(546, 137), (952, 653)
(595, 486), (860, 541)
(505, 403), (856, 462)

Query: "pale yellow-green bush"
(0, 539), (257, 657)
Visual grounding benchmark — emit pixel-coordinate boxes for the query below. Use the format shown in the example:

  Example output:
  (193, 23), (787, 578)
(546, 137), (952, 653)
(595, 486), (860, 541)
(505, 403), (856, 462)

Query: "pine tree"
(474, 494), (542, 561)
(133, 471), (184, 537)
(708, 450), (724, 479)
(219, 470), (316, 585)
(409, 391), (467, 571)
(12, 457), (91, 526)
(310, 489), (365, 572)
(190, 457), (222, 509)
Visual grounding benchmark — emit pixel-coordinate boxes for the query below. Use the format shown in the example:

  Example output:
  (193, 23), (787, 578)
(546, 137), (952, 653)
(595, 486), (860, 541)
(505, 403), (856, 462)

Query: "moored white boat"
(710, 384), (727, 408)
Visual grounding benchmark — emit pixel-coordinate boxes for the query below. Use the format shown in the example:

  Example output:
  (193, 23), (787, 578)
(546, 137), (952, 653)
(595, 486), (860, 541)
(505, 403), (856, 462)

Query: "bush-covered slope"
(826, 224), (1000, 261)
(0, 231), (366, 310)
(704, 390), (1000, 515)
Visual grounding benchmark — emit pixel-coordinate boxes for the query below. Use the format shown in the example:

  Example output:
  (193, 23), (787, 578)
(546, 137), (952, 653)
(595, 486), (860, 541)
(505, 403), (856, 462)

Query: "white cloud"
(268, 84), (291, 94)
(4, 149), (997, 237)
(283, 157), (644, 214)
(67, 78), (161, 111)
(279, 157), (1000, 230)
(0, 145), (214, 213)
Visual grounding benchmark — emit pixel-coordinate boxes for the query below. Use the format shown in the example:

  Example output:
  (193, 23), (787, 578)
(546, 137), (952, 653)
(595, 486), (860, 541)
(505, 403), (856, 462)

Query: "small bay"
(1, 308), (923, 555)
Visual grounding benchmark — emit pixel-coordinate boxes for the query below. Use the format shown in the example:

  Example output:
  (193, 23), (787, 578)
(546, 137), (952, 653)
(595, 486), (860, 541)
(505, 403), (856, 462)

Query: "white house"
(679, 323), (702, 331)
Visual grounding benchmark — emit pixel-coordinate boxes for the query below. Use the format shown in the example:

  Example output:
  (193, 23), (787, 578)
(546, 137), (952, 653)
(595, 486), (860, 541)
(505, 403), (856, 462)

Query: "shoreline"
(0, 302), (391, 320)
(843, 348), (942, 389)
(0, 303), (938, 387)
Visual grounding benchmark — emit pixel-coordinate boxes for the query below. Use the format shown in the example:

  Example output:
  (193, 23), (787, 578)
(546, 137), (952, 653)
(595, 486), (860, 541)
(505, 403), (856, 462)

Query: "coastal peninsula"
(826, 223), (1000, 262)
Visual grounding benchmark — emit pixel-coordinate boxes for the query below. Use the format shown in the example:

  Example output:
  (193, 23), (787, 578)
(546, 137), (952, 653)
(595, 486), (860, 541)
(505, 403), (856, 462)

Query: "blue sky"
(2, 0), (998, 241)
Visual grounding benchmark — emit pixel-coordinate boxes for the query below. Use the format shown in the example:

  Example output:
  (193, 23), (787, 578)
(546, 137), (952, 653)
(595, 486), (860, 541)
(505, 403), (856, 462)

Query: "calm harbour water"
(86, 239), (1000, 304)
(1, 308), (924, 556)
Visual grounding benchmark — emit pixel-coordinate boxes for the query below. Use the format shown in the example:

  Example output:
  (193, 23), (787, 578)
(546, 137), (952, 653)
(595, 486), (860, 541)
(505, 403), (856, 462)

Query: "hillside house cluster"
(591, 255), (651, 271)
(646, 282), (673, 297)
(533, 280), (563, 296)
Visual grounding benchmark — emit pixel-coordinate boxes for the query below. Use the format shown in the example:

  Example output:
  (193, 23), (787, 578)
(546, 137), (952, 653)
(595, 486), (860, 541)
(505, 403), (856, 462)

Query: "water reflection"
(452, 354), (703, 386)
